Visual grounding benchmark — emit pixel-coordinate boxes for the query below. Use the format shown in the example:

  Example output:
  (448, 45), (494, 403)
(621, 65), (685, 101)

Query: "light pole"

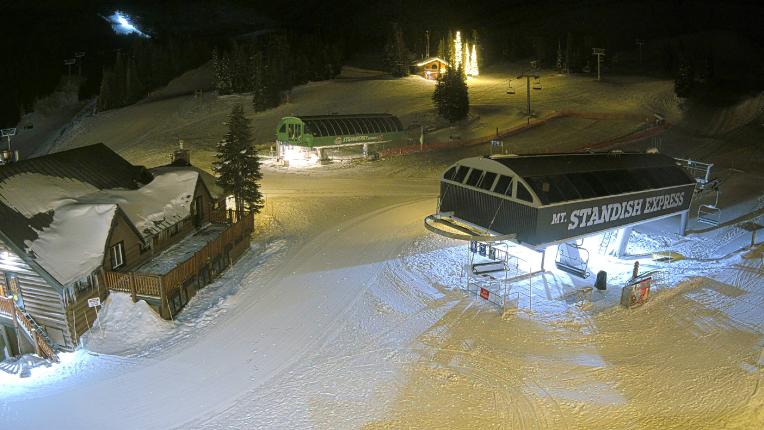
(74, 51), (85, 75)
(516, 73), (541, 121)
(1, 128), (17, 163)
(64, 58), (76, 76)
(592, 48), (606, 81)
(425, 30), (430, 58)
(635, 39), (644, 66)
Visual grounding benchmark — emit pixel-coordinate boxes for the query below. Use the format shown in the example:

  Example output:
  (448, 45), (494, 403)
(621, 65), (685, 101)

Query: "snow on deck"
(25, 204), (117, 286)
(137, 223), (227, 276)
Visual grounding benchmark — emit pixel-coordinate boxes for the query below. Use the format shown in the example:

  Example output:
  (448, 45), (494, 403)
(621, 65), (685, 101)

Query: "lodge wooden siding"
(105, 210), (151, 273)
(0, 240), (72, 349)
(151, 178), (213, 252)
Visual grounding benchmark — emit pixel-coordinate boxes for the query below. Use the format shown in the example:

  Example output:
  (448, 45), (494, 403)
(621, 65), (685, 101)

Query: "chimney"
(171, 139), (191, 166)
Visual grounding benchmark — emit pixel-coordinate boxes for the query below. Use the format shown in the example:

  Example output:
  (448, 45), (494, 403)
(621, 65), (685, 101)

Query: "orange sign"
(479, 287), (490, 300)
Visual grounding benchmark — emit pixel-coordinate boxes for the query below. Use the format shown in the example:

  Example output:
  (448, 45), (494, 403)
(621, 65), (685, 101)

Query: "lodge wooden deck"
(101, 210), (254, 319)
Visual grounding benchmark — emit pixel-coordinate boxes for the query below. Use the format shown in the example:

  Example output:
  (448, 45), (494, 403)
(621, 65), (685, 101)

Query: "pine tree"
(213, 104), (264, 215)
(97, 67), (115, 111)
(384, 23), (409, 77)
(218, 53), (233, 95)
(446, 30), (454, 64)
(125, 57), (145, 103)
(432, 65), (469, 123)
(251, 51), (268, 112)
(675, 56), (694, 98)
(113, 52), (127, 106)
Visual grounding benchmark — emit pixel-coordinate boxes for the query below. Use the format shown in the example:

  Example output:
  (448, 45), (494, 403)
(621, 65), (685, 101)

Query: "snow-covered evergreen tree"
(214, 104), (264, 215)
(432, 65), (469, 123)
(217, 52), (233, 95)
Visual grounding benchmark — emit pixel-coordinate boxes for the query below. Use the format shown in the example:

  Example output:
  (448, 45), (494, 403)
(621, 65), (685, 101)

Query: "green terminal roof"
(295, 114), (403, 137)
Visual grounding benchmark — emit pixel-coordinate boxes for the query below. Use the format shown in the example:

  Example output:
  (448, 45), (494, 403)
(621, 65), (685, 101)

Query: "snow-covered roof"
(0, 144), (200, 288)
(415, 57), (450, 67)
(151, 165), (223, 200)
(25, 204), (118, 286)
(74, 170), (200, 238)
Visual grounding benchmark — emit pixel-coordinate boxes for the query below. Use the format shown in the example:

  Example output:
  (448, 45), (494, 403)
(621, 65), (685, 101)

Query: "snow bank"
(26, 204), (117, 286)
(0, 173), (98, 217)
(83, 293), (174, 356)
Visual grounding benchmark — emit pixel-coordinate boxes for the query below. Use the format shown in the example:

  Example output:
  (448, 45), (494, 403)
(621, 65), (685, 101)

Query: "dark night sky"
(1, 0), (763, 127)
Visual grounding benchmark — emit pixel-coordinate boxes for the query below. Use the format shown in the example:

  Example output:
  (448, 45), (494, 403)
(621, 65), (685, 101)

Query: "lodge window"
(431, 64), (437, 69)
(110, 242), (125, 269)
(516, 183), (533, 203)
(493, 175), (513, 195)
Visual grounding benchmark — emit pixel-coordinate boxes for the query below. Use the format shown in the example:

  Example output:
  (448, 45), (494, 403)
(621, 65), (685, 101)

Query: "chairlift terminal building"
(275, 113), (405, 162)
(427, 152), (696, 248)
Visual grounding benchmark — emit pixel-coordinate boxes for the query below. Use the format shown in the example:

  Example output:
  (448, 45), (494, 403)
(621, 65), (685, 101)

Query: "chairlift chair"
(532, 78), (542, 90)
(506, 79), (516, 95)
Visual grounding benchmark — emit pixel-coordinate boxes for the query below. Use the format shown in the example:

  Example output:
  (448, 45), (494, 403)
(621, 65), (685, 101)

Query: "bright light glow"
(465, 43), (471, 74)
(454, 31), (462, 70)
(105, 11), (149, 38)
(470, 43), (479, 76)
(280, 145), (319, 168)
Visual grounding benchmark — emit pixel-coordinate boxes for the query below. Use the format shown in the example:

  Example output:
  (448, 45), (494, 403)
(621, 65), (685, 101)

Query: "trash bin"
(595, 270), (607, 290)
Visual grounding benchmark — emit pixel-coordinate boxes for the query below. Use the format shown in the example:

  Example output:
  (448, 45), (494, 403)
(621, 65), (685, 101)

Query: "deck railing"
(102, 210), (254, 318)
(0, 296), (59, 362)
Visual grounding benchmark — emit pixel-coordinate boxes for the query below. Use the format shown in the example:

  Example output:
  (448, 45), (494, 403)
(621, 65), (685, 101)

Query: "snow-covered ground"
(2, 63), (763, 428)
(1, 162), (762, 429)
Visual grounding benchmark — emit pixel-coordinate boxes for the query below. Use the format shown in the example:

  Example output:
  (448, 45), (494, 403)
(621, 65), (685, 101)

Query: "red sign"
(479, 288), (490, 300)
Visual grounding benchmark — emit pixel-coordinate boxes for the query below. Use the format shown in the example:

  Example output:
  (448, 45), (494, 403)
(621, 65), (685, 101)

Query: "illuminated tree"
(454, 31), (463, 70)
(214, 104), (263, 215)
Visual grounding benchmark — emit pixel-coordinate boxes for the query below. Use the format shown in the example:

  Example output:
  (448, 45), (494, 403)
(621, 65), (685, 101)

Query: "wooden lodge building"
(414, 57), (449, 80)
(0, 144), (253, 361)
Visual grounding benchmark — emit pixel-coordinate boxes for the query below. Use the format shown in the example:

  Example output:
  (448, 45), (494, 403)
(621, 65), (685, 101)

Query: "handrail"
(0, 296), (59, 362)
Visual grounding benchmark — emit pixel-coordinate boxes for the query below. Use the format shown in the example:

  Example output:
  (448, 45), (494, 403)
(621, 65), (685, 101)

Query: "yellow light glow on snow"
(280, 145), (319, 167)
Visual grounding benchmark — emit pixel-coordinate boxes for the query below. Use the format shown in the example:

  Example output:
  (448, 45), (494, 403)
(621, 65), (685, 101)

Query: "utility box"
(620, 276), (652, 308)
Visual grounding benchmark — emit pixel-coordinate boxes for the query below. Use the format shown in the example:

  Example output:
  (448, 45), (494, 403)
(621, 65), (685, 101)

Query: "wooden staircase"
(0, 296), (59, 362)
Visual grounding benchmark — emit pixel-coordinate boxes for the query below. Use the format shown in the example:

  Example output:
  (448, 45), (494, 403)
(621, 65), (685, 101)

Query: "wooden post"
(159, 279), (168, 319)
(129, 273), (138, 302)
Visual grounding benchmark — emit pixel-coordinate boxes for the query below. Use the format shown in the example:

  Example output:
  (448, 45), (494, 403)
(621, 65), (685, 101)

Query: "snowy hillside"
(2, 60), (764, 430)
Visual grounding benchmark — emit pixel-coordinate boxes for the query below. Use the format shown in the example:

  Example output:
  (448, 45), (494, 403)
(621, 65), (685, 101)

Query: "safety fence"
(379, 111), (669, 158)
